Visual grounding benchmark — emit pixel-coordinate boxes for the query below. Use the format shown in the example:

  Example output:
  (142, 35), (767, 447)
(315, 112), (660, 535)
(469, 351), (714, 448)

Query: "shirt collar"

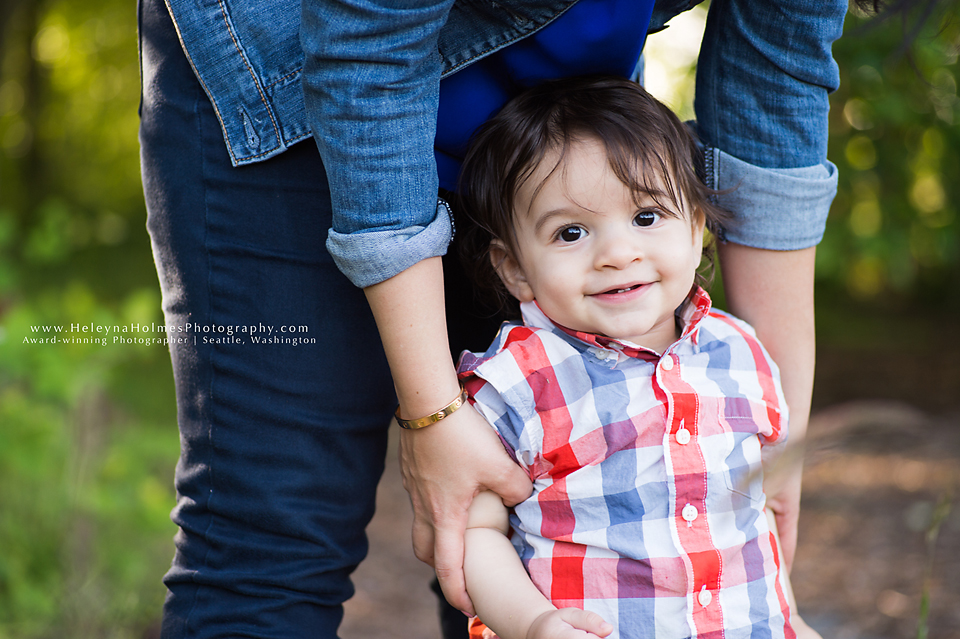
(519, 286), (713, 362)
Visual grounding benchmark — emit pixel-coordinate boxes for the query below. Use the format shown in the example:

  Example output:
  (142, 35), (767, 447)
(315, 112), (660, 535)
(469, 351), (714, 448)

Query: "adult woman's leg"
(139, 0), (395, 635)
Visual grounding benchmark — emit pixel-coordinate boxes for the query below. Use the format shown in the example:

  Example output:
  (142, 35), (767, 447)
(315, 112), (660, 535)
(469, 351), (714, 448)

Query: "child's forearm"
(464, 526), (559, 639)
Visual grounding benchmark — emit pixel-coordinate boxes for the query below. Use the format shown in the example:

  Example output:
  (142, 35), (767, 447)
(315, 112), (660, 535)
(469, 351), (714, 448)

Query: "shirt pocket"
(717, 397), (777, 504)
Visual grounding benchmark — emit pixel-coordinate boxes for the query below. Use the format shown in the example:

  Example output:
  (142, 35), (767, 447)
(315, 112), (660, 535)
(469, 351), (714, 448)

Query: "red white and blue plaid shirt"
(458, 288), (795, 639)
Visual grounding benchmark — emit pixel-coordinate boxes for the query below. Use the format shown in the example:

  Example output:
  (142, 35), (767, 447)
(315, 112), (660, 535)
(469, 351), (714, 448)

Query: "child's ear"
(490, 240), (535, 303)
(692, 207), (707, 247)
(692, 207), (707, 236)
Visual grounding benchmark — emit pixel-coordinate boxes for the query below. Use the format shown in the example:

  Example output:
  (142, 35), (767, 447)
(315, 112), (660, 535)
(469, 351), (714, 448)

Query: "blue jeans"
(139, 0), (398, 634)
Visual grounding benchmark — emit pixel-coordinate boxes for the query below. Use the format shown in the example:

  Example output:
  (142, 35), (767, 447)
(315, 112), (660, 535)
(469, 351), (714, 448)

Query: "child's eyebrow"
(533, 208), (572, 234)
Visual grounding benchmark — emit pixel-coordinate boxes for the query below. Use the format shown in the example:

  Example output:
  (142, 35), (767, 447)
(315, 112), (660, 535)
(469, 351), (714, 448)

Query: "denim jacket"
(163, 0), (845, 288)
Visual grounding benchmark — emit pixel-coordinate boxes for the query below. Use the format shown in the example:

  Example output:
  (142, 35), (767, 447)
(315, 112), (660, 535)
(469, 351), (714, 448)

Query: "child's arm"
(464, 491), (613, 639)
(764, 508), (822, 639)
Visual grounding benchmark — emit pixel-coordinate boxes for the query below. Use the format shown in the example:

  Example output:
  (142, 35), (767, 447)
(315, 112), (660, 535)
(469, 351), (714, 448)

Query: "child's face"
(492, 137), (705, 354)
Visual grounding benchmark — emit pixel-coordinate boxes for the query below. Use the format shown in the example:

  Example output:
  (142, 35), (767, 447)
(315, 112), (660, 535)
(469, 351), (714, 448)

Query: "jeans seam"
(182, 69), (219, 637)
(264, 66), (301, 90)
(704, 146), (728, 243)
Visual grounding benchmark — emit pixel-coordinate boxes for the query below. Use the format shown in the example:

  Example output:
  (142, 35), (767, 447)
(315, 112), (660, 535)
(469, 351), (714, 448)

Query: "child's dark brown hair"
(456, 75), (728, 314)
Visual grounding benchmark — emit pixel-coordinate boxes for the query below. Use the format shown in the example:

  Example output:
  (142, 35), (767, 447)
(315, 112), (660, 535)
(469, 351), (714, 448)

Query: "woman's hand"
(400, 402), (531, 616)
(763, 462), (803, 570)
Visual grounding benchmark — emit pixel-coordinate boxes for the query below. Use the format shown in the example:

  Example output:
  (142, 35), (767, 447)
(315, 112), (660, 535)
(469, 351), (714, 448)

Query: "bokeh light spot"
(845, 135), (877, 170)
(849, 199), (882, 238)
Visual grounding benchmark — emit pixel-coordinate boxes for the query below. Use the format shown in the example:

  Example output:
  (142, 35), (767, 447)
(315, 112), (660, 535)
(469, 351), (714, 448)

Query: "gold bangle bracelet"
(395, 385), (469, 430)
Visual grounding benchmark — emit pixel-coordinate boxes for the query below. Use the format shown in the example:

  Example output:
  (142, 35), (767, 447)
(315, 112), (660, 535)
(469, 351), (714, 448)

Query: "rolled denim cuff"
(708, 148), (838, 251)
(326, 200), (453, 288)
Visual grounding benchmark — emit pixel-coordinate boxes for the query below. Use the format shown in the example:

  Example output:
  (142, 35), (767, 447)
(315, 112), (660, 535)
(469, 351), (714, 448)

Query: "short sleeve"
(705, 310), (789, 446)
(458, 326), (551, 478)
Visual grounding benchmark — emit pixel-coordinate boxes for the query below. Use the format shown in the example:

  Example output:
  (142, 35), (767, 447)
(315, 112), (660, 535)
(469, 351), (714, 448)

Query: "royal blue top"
(435, 0), (655, 190)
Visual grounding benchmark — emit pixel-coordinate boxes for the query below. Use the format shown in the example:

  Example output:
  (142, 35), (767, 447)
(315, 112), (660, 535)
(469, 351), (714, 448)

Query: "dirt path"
(792, 402), (960, 639)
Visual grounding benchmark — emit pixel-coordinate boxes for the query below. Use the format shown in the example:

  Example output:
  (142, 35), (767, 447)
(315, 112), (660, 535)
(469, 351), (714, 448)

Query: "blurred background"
(0, 1), (957, 637)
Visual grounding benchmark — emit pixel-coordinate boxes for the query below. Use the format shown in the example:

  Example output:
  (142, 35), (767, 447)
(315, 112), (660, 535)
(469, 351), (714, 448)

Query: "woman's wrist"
(395, 383), (468, 428)
(393, 363), (462, 420)
(363, 256), (462, 418)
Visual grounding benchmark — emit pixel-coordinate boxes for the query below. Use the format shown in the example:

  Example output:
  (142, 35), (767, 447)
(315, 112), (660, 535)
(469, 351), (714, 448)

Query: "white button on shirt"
(676, 427), (691, 445)
(661, 357), (674, 371)
(699, 586), (713, 607)
(682, 503), (699, 523)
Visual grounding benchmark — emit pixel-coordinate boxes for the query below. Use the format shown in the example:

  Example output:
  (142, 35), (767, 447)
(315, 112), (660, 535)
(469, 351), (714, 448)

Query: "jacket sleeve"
(301, 0), (456, 287)
(693, 0), (846, 250)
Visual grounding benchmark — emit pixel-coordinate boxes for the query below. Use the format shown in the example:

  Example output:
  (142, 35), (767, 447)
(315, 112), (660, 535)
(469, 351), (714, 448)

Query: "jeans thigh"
(139, 0), (395, 636)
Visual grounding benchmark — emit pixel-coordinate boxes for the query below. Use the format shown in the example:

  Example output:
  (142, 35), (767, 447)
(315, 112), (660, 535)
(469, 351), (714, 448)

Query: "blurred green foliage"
(820, 3), (960, 311)
(0, 0), (957, 636)
(1, 0), (177, 636)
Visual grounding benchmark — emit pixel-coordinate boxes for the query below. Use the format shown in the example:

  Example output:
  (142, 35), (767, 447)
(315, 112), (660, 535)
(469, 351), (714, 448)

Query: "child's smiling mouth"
(610, 285), (640, 294)
(591, 282), (652, 299)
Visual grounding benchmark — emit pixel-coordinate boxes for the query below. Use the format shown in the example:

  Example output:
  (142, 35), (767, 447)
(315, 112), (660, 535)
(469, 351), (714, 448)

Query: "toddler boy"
(454, 76), (818, 639)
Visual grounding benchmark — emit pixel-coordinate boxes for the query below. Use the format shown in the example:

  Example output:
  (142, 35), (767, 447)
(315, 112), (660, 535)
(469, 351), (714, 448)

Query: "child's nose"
(594, 234), (642, 269)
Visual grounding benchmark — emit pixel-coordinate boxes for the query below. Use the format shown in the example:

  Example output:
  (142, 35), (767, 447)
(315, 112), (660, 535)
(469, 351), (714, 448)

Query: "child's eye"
(634, 209), (662, 227)
(557, 226), (585, 243)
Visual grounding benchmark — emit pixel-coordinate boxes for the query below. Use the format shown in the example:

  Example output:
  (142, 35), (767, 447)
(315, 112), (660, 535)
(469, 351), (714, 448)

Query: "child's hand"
(524, 608), (613, 639)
